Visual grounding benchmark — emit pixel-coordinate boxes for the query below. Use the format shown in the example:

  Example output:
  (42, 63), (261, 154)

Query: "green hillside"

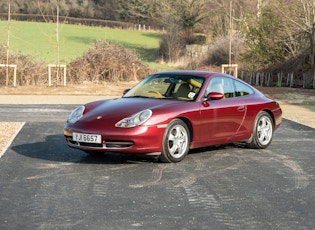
(0, 20), (162, 67)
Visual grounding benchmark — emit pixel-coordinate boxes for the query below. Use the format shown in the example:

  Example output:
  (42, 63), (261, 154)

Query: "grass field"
(0, 20), (164, 68)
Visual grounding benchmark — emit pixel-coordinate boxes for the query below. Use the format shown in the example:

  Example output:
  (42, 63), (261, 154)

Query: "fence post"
(0, 64), (17, 86)
(13, 65), (17, 87)
(266, 73), (271, 86)
(277, 72), (282, 87)
(48, 66), (51, 86)
(313, 75), (315, 89)
(48, 64), (67, 86)
(290, 73), (294, 88)
(255, 72), (260, 85)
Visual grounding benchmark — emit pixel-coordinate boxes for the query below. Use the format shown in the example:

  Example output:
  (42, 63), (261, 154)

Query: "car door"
(199, 77), (247, 144)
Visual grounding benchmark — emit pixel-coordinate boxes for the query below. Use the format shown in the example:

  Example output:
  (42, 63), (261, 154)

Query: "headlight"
(115, 109), (152, 128)
(67, 106), (85, 123)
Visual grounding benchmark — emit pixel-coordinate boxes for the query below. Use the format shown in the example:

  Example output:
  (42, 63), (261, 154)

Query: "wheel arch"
(246, 109), (275, 149)
(176, 117), (193, 144)
(262, 109), (275, 128)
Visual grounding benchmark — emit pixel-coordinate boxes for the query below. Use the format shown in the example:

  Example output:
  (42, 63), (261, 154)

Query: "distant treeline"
(1, 0), (315, 75)
(0, 0), (159, 26)
(0, 13), (137, 30)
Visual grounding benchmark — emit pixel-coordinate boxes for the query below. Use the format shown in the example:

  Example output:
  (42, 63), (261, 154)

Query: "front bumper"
(64, 125), (165, 155)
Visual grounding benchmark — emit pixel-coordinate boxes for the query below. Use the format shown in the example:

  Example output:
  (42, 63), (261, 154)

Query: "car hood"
(81, 97), (187, 123)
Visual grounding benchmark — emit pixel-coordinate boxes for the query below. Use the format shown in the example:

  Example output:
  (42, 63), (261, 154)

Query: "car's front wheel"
(159, 119), (190, 163)
(247, 111), (274, 149)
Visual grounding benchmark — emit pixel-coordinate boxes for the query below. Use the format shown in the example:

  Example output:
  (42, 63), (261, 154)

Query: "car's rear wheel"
(247, 111), (274, 149)
(159, 119), (190, 163)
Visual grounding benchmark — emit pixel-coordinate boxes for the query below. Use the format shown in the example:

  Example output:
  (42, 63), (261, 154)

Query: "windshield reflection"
(123, 74), (205, 101)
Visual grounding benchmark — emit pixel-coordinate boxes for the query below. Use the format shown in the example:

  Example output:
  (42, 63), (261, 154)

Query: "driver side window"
(206, 77), (234, 99)
(207, 78), (224, 95)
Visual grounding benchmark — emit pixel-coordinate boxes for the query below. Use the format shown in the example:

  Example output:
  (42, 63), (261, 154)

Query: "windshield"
(123, 74), (205, 101)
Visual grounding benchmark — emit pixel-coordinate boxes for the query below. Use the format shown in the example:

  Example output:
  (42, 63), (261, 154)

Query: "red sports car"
(64, 70), (282, 163)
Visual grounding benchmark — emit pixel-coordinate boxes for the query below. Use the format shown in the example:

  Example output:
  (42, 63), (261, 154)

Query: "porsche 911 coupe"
(64, 70), (282, 163)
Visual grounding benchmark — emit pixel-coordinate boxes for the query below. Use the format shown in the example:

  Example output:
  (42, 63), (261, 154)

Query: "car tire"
(247, 111), (274, 149)
(159, 119), (190, 163)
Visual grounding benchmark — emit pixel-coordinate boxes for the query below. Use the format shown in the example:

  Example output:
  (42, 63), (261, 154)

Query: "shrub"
(0, 46), (47, 86)
(67, 41), (151, 83)
(0, 41), (151, 86)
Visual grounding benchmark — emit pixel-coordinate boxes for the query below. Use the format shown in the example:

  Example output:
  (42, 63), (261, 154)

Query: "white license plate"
(73, 132), (102, 144)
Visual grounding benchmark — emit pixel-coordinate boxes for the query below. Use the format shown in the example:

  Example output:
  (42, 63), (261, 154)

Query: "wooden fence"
(0, 64), (17, 86)
(238, 71), (315, 89)
(1, 66), (315, 89)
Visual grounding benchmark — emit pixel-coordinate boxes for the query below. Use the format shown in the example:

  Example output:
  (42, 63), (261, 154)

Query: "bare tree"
(274, 0), (315, 72)
(5, 1), (11, 86)
(158, 0), (210, 42)
(156, 0), (215, 63)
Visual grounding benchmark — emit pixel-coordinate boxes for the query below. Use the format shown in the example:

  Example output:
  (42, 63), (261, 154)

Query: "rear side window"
(234, 81), (254, 97)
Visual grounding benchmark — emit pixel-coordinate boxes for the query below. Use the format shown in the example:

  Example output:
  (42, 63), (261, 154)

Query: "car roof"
(154, 70), (231, 79)
(154, 70), (260, 95)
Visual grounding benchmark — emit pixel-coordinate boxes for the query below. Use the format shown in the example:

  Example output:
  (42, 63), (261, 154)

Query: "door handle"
(237, 105), (245, 112)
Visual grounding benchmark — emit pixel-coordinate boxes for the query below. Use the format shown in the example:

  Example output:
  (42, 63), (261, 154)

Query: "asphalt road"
(0, 105), (315, 230)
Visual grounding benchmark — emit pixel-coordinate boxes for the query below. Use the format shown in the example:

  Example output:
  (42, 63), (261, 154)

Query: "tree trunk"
(310, 23), (315, 74)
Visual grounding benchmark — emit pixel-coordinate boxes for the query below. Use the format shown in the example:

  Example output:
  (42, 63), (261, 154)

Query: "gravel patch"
(0, 122), (25, 158)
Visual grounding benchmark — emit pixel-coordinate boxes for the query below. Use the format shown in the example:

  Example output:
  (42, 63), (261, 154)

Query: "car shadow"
(11, 134), (159, 164)
(11, 132), (253, 165)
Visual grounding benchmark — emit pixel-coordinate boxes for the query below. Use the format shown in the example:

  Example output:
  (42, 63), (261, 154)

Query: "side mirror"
(123, 89), (130, 95)
(206, 92), (224, 100)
